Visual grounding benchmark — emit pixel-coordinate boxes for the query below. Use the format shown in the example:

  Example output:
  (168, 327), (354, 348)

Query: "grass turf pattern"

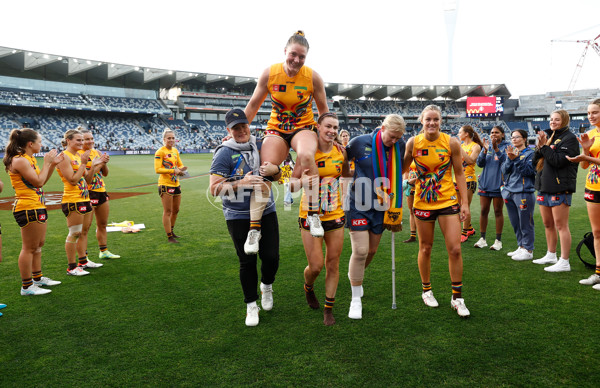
(0, 154), (596, 386)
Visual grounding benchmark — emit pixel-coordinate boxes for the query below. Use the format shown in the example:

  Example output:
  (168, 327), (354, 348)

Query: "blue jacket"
(501, 146), (536, 193)
(477, 140), (509, 193)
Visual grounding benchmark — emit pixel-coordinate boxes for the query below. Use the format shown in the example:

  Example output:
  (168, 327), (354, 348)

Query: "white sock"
(547, 251), (557, 258)
(247, 301), (257, 308)
(351, 285), (362, 299)
(558, 257), (569, 262)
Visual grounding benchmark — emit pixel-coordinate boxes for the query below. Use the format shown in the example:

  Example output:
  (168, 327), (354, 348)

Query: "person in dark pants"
(502, 129), (536, 261)
(209, 109), (281, 327)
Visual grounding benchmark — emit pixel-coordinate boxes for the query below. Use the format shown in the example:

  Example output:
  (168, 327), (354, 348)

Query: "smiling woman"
(244, 30), (329, 238)
(154, 129), (187, 244)
(288, 112), (351, 325)
(403, 105), (471, 318)
(209, 108), (282, 327)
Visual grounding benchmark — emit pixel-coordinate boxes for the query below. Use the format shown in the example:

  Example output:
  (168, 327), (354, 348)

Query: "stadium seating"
(0, 88), (170, 115)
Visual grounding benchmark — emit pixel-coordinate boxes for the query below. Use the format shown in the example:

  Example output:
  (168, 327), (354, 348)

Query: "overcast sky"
(2, 0), (599, 98)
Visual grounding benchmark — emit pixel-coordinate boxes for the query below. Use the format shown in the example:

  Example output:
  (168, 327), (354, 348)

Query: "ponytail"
(3, 128), (39, 171)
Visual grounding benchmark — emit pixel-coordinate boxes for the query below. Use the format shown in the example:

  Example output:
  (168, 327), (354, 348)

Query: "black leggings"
(226, 212), (280, 303)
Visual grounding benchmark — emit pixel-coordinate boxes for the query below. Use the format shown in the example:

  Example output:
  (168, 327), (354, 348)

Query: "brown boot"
(323, 308), (335, 326)
(403, 236), (416, 243)
(305, 286), (320, 309)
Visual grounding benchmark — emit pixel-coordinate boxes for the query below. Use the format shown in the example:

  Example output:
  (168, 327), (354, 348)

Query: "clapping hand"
(578, 133), (593, 152)
(506, 145), (519, 160)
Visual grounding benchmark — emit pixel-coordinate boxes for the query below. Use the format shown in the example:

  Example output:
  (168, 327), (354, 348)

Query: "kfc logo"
(91, 199), (99, 205)
(168, 188), (175, 194)
(585, 192), (595, 201)
(38, 213), (47, 221)
(536, 195), (544, 202)
(351, 218), (368, 226)
(78, 205), (87, 212)
(414, 210), (430, 218)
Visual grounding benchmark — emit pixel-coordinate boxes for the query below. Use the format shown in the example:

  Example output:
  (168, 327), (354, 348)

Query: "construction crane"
(551, 33), (600, 92)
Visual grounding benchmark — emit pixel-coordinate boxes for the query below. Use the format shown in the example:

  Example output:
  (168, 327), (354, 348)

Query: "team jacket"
(476, 140), (508, 193)
(501, 147), (536, 193)
(532, 127), (579, 193)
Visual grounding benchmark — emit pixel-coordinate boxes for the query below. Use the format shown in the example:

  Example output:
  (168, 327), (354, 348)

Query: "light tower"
(443, 0), (459, 85)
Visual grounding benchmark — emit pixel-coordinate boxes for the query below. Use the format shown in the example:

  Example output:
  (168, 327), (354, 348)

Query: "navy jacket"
(477, 140), (509, 193)
(501, 146), (536, 193)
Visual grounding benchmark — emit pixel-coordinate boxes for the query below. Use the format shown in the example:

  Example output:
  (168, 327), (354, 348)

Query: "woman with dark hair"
(456, 125), (482, 243)
(57, 129), (108, 276)
(567, 99), (600, 286)
(532, 109), (579, 272)
(209, 109), (281, 327)
(291, 112), (350, 325)
(244, 30), (329, 241)
(154, 129), (187, 243)
(502, 129), (536, 261)
(79, 130), (119, 260)
(4, 129), (64, 295)
(473, 126), (509, 250)
(404, 105), (471, 318)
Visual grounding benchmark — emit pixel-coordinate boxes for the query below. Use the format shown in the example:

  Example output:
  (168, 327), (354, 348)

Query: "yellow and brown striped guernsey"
(460, 141), (478, 182)
(298, 146), (345, 221)
(79, 149), (106, 192)
(585, 127), (600, 191)
(8, 154), (45, 212)
(412, 132), (458, 211)
(154, 146), (182, 187)
(57, 150), (89, 202)
(266, 63), (316, 133)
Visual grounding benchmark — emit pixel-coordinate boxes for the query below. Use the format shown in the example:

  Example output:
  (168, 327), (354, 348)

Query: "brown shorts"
(414, 204), (460, 221)
(455, 181), (477, 194)
(584, 188), (600, 203)
(14, 209), (48, 228)
(158, 185), (181, 196)
(62, 202), (93, 217)
(90, 191), (109, 207)
(264, 126), (317, 147)
(299, 216), (345, 233)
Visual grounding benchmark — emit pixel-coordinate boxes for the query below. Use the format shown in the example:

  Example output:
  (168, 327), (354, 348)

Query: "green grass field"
(0, 153), (597, 387)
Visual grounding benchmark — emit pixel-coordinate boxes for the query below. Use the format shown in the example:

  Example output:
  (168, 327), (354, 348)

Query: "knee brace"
(66, 224), (83, 244)
(35, 247), (42, 253)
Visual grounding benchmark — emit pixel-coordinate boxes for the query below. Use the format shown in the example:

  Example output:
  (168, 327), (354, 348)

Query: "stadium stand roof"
(0, 46), (511, 100)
